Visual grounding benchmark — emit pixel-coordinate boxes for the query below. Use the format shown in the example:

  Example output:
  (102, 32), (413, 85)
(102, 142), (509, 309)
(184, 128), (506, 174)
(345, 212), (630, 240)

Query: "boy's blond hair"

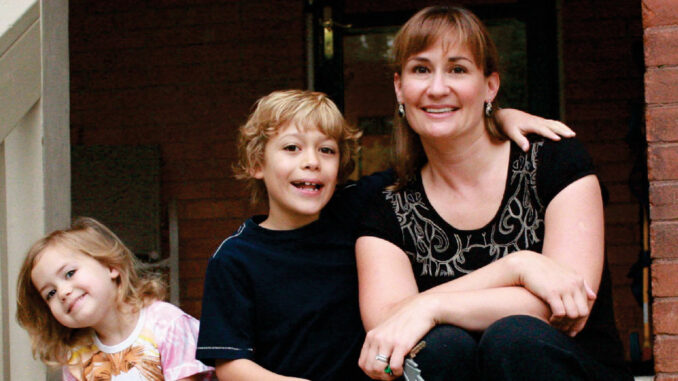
(233, 89), (361, 205)
(16, 217), (166, 365)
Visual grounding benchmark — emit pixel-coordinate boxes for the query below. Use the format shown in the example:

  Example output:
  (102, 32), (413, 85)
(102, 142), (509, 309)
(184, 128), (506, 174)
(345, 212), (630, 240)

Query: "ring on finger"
(375, 354), (390, 363)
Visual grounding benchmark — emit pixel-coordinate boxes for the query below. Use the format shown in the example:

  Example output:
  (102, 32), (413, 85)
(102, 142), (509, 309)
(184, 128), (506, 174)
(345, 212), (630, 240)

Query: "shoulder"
(145, 301), (198, 327)
(210, 219), (260, 262)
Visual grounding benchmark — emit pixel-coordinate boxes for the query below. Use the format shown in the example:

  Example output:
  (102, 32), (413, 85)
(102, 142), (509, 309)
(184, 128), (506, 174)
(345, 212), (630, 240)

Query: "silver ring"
(375, 354), (390, 363)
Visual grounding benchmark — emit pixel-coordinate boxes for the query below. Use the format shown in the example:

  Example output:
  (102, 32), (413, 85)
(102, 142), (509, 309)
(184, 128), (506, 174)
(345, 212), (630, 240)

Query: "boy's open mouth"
(292, 181), (323, 191)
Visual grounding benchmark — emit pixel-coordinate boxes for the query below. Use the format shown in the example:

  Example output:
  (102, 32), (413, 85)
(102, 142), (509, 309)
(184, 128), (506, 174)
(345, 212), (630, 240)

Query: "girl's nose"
(57, 284), (72, 300)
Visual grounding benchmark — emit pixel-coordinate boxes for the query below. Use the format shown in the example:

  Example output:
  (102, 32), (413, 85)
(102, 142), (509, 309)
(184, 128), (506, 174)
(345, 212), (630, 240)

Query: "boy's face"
(254, 122), (340, 230)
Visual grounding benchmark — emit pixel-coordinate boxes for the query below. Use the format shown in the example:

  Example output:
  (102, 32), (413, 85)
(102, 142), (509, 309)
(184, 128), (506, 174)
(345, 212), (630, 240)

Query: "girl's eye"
(283, 144), (300, 152)
(45, 289), (56, 301)
(65, 269), (75, 279)
(319, 146), (336, 155)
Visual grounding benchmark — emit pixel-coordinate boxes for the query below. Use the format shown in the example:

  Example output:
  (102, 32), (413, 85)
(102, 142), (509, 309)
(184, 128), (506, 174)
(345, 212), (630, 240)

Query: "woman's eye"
(320, 147), (336, 155)
(413, 65), (429, 74)
(283, 144), (300, 152)
(46, 290), (56, 301)
(451, 66), (467, 74)
(65, 270), (75, 279)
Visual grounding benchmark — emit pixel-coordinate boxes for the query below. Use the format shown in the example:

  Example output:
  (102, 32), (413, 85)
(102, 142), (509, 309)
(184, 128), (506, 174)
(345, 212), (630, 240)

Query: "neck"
(421, 130), (509, 188)
(94, 302), (140, 346)
(259, 213), (318, 231)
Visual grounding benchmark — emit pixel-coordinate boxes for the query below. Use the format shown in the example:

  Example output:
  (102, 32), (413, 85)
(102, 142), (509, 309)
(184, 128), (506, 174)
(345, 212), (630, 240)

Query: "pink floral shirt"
(63, 301), (213, 381)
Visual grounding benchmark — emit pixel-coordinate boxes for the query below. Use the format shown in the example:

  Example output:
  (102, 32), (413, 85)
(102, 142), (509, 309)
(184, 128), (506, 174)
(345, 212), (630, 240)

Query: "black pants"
(408, 315), (632, 381)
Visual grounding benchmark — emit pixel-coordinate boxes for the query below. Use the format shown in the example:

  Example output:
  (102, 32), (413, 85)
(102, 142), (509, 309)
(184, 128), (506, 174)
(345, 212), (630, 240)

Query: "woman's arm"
(215, 359), (308, 381)
(540, 174), (605, 334)
(356, 238), (554, 379)
(495, 108), (575, 151)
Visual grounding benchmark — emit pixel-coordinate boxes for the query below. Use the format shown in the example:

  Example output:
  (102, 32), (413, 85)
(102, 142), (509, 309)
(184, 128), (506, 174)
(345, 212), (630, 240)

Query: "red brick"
(645, 67), (678, 104)
(643, 0), (678, 27)
(645, 26), (678, 66)
(648, 145), (678, 181)
(652, 262), (678, 297)
(654, 299), (678, 334)
(180, 278), (204, 299)
(652, 221), (678, 259)
(607, 243), (644, 265)
(655, 335), (678, 372)
(605, 204), (641, 224)
(650, 182), (678, 220)
(606, 223), (641, 245)
(178, 259), (209, 280)
(180, 299), (202, 320)
(656, 374), (678, 381)
(647, 105), (678, 142)
(180, 237), (223, 260)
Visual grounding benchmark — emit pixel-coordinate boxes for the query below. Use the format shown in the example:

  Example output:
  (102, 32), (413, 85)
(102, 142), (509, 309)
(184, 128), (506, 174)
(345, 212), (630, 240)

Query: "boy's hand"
(496, 108), (575, 152)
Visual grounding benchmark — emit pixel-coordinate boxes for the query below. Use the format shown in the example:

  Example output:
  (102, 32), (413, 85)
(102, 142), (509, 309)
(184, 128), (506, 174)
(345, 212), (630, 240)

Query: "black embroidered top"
(360, 137), (627, 368)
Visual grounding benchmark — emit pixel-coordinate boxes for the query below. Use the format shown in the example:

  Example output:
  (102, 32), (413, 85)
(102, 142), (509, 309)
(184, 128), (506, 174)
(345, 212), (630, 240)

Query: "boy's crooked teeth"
(293, 181), (322, 190)
(425, 107), (455, 113)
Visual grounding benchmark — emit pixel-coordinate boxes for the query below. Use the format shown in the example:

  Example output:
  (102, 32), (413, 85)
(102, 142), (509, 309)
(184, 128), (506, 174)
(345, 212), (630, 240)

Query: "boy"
(196, 90), (389, 380)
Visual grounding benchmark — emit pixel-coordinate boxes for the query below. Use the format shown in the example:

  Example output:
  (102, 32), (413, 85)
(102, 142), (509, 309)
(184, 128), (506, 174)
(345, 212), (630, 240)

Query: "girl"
(17, 217), (213, 381)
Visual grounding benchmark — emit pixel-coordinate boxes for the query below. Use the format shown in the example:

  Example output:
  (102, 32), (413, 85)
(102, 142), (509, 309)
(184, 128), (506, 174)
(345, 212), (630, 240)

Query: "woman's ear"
(109, 266), (120, 280)
(394, 72), (403, 103)
(486, 72), (500, 103)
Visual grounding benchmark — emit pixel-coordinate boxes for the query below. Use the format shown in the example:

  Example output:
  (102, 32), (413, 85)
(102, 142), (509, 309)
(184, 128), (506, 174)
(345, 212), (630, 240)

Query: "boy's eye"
(65, 269), (75, 279)
(283, 144), (300, 152)
(319, 146), (336, 155)
(45, 289), (56, 301)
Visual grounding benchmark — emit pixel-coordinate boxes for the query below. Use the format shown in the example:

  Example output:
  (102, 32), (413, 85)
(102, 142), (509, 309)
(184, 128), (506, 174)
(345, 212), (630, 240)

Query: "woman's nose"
(428, 71), (450, 97)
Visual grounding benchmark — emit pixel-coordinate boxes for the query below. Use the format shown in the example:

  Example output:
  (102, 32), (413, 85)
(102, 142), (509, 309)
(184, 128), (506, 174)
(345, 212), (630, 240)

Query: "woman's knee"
(412, 325), (478, 381)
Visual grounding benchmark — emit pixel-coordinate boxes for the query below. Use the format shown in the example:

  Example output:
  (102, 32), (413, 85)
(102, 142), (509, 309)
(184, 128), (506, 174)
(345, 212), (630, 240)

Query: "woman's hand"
(358, 295), (437, 380)
(495, 108), (575, 151)
(509, 251), (596, 336)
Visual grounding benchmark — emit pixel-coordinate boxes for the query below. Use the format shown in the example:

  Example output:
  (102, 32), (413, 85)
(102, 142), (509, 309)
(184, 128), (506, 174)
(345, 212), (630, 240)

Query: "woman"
(356, 6), (630, 381)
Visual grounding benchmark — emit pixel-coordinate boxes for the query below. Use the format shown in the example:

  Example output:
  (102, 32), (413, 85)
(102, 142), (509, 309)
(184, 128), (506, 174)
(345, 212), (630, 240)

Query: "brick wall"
(69, 0), (305, 317)
(561, 0), (646, 361)
(643, 0), (678, 378)
(69, 0), (648, 364)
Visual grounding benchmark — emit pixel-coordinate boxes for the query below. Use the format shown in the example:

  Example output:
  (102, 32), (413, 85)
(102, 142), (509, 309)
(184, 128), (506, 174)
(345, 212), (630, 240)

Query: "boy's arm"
(495, 108), (575, 151)
(216, 359), (308, 381)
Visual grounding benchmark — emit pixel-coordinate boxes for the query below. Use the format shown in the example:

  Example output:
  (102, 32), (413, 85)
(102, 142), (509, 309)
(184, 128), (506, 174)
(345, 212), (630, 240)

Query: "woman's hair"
(16, 217), (166, 365)
(391, 5), (504, 188)
(233, 89), (361, 205)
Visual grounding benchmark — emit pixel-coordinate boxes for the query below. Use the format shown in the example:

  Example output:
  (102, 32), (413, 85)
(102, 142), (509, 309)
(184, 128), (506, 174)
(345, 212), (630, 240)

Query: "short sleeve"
(62, 366), (78, 381)
(358, 188), (405, 248)
(196, 246), (255, 365)
(326, 170), (395, 224)
(536, 137), (596, 207)
(152, 303), (214, 380)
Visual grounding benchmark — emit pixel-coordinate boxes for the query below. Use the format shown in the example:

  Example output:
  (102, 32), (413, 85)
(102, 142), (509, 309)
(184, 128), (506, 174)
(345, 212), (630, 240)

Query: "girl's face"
(394, 38), (499, 143)
(31, 244), (120, 331)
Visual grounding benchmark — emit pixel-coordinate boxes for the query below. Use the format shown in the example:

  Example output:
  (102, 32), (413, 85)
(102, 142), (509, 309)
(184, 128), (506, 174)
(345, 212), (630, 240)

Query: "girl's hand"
(495, 108), (575, 152)
(358, 295), (437, 380)
(510, 251), (596, 336)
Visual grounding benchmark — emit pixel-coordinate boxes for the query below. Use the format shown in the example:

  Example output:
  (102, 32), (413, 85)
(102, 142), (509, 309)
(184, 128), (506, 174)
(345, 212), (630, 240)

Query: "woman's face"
(394, 38), (499, 142)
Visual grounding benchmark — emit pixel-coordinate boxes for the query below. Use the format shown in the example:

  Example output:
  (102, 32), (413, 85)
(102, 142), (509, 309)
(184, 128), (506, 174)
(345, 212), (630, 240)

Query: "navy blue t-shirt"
(196, 171), (392, 381)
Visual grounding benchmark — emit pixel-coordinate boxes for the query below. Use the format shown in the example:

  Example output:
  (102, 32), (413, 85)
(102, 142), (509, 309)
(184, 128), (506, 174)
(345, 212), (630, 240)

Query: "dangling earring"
(398, 103), (406, 118)
(484, 101), (493, 117)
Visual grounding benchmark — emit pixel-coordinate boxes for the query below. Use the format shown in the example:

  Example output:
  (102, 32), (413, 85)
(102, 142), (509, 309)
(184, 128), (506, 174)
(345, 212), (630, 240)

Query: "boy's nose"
(302, 151), (320, 169)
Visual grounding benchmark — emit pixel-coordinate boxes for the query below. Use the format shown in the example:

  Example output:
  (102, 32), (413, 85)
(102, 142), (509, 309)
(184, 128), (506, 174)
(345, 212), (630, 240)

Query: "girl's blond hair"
(233, 89), (361, 205)
(16, 217), (166, 365)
